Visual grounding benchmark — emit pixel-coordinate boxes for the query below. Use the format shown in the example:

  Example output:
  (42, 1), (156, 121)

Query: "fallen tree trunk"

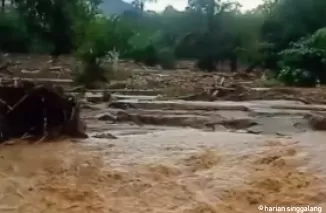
(0, 79), (87, 142)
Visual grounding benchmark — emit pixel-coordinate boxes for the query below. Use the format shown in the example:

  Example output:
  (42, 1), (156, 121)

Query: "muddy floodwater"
(1, 100), (326, 213)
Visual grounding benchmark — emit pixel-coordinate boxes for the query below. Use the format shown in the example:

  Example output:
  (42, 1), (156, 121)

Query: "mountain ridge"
(100, 0), (134, 15)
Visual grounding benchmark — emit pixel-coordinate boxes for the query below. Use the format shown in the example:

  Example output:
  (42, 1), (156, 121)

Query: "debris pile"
(0, 78), (87, 142)
(105, 69), (326, 104)
(3, 53), (326, 105)
(117, 70), (260, 92)
(0, 53), (74, 79)
(218, 87), (326, 104)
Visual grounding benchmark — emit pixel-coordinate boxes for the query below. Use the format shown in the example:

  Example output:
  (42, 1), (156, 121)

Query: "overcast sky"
(142, 0), (263, 12)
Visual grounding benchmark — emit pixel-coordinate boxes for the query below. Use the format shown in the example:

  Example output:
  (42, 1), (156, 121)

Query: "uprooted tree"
(0, 79), (88, 142)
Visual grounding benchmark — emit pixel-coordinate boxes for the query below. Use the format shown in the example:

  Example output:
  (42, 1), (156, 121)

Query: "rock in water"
(93, 132), (117, 139)
(305, 113), (326, 130)
(97, 113), (117, 121)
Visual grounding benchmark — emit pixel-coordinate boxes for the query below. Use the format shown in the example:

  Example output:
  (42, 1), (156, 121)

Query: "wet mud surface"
(84, 99), (323, 138)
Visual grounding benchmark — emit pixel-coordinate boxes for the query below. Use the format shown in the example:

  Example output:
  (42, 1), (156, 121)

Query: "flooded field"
(1, 55), (326, 212)
(1, 98), (326, 213)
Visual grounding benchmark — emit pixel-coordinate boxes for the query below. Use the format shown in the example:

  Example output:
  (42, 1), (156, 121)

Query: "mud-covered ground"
(1, 54), (326, 213)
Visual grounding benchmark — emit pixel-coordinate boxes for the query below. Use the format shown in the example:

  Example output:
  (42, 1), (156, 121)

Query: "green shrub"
(277, 28), (326, 86)
(261, 71), (284, 87)
(158, 47), (176, 69)
(132, 44), (159, 66)
(277, 67), (317, 87)
(195, 56), (216, 71)
(128, 30), (169, 66)
(73, 57), (111, 89)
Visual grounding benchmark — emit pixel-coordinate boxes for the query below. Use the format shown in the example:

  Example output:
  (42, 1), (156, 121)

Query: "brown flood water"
(0, 130), (325, 213)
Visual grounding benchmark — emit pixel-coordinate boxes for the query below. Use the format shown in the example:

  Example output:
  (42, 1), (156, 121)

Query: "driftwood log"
(0, 79), (87, 142)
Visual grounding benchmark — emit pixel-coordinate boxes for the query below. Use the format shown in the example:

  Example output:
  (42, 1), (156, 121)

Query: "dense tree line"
(1, 0), (326, 87)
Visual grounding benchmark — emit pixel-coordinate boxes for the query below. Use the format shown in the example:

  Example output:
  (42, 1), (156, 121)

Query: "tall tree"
(184, 0), (241, 71)
(1, 0), (5, 13)
(14, 0), (102, 57)
(259, 0), (326, 69)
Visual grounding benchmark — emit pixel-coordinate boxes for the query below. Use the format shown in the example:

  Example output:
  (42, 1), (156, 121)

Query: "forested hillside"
(1, 0), (326, 87)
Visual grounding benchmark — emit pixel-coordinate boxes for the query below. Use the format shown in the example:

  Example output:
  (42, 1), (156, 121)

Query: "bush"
(277, 28), (326, 86)
(73, 57), (111, 89)
(158, 47), (176, 69)
(132, 44), (159, 66)
(277, 67), (317, 87)
(195, 56), (216, 71)
(260, 71), (284, 87)
(128, 30), (170, 66)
